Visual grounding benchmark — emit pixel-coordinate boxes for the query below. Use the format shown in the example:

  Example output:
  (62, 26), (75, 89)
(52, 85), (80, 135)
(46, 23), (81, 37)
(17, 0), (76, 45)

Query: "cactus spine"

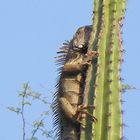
(80, 0), (126, 140)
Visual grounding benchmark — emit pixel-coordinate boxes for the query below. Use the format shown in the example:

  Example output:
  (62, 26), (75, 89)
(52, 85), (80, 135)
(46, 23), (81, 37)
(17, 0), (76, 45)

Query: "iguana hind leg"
(80, 110), (97, 122)
(78, 104), (95, 110)
(77, 105), (97, 122)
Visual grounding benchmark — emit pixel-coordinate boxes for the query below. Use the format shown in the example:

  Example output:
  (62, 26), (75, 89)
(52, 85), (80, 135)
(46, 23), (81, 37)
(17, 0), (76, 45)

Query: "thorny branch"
(21, 82), (29, 140)
(31, 118), (45, 139)
(0, 82), (55, 139)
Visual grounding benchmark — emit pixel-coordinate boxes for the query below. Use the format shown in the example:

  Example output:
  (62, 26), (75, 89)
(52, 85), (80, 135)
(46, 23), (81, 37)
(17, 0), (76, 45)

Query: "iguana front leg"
(82, 51), (99, 65)
(63, 51), (99, 73)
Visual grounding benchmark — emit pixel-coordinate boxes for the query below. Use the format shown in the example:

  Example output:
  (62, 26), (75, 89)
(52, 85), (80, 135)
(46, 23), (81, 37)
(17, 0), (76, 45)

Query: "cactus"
(80, 0), (127, 140)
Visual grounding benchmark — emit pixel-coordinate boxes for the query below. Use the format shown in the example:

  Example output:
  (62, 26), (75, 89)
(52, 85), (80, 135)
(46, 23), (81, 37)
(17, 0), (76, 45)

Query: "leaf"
(21, 101), (32, 106)
(22, 82), (30, 90)
(27, 137), (38, 140)
(42, 130), (54, 138)
(30, 92), (41, 100)
(40, 111), (49, 117)
(33, 120), (44, 128)
(7, 107), (21, 114)
(122, 84), (138, 93)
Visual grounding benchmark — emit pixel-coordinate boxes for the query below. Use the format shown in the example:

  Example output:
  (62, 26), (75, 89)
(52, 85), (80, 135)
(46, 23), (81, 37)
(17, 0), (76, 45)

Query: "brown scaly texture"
(53, 25), (96, 140)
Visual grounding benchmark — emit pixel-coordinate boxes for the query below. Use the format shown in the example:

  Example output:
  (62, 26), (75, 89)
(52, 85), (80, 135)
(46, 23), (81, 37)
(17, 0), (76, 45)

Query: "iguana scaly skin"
(53, 25), (98, 140)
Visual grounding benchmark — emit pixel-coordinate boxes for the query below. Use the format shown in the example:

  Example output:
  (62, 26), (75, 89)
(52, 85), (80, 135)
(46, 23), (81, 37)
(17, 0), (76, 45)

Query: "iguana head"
(72, 25), (92, 53)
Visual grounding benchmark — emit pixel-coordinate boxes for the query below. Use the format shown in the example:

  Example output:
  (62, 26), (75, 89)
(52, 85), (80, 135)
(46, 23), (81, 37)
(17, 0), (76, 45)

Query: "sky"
(0, 0), (140, 140)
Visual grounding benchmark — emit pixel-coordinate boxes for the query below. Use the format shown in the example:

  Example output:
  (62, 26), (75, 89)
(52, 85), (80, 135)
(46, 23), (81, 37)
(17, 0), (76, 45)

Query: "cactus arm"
(80, 0), (126, 140)
(109, 1), (127, 139)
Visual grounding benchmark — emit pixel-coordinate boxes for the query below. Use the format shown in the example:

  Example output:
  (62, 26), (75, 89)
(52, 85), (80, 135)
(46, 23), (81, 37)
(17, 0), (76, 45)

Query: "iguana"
(53, 25), (98, 140)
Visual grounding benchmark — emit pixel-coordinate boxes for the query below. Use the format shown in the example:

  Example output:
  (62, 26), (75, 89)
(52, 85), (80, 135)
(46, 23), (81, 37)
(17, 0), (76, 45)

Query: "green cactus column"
(80, 0), (126, 140)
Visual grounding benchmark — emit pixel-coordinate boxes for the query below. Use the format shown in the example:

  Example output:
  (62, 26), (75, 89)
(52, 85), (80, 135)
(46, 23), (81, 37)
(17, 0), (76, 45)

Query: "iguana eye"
(78, 44), (84, 48)
(72, 44), (87, 54)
